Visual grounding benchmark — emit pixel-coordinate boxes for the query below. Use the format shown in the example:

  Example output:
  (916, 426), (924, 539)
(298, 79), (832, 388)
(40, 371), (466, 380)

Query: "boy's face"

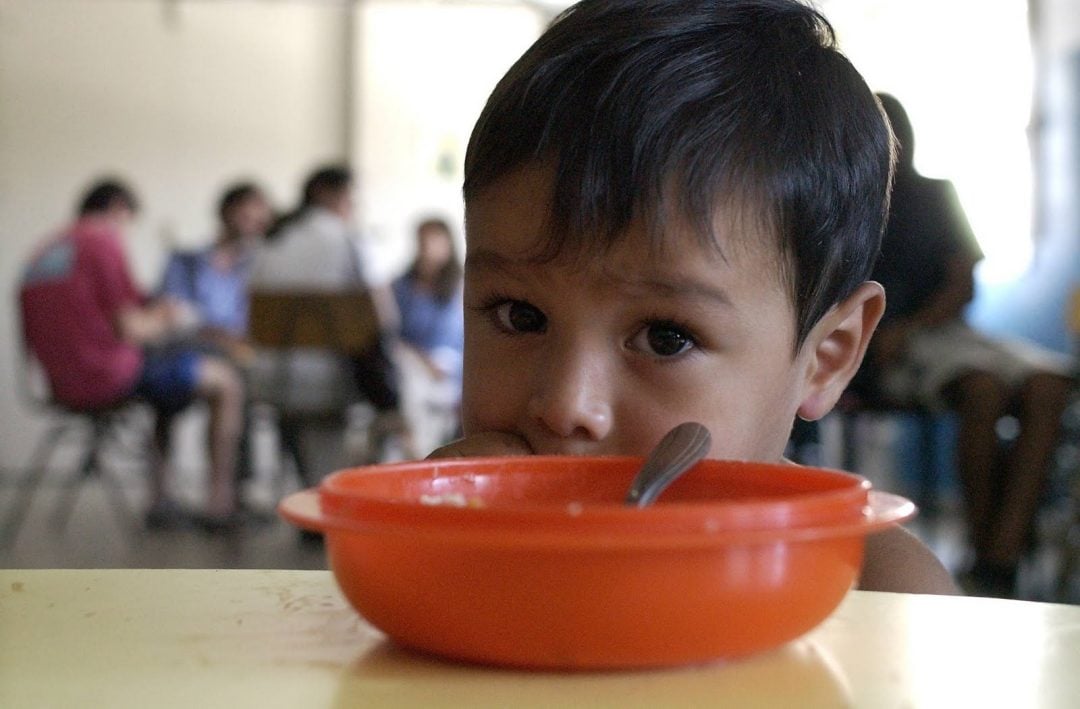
(462, 166), (822, 461)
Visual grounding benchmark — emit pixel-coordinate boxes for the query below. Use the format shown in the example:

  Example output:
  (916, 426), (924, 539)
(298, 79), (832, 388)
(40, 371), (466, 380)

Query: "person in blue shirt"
(392, 217), (464, 455)
(158, 181), (274, 505)
(159, 182), (273, 364)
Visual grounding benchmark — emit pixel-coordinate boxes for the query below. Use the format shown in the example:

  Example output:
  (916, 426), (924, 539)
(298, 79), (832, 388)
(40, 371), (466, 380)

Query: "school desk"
(2, 569), (1078, 708)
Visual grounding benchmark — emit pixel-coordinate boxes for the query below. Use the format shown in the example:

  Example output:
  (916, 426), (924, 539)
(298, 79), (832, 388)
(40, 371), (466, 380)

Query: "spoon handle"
(625, 422), (712, 507)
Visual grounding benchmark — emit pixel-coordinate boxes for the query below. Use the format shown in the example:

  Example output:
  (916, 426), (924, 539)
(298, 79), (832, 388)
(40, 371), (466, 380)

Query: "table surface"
(2, 569), (1079, 708)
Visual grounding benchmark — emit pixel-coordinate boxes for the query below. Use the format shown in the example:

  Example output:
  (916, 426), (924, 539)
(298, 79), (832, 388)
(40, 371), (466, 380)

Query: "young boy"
(430, 0), (958, 594)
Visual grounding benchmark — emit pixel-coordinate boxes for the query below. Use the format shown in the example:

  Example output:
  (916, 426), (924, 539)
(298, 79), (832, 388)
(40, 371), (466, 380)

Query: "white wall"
(0, 0), (349, 274)
(354, 0), (542, 281)
(824, 0), (1035, 285)
(0, 0), (542, 471)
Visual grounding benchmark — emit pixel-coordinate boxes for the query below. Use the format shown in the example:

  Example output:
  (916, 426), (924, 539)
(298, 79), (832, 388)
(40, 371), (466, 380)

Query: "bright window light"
(824, 0), (1035, 285)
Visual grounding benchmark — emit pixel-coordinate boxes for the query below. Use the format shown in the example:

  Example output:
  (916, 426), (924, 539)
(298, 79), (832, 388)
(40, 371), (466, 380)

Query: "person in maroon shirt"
(20, 180), (248, 531)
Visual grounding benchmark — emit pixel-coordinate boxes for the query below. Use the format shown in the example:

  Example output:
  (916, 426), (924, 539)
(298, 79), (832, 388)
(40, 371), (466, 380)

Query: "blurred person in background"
(249, 165), (405, 476)
(159, 181), (273, 365)
(159, 181), (274, 492)
(19, 178), (247, 531)
(864, 94), (1074, 597)
(392, 217), (464, 456)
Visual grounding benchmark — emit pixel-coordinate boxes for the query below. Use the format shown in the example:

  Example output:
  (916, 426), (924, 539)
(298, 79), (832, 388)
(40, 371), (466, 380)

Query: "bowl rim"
(279, 488), (913, 548)
(278, 457), (916, 549)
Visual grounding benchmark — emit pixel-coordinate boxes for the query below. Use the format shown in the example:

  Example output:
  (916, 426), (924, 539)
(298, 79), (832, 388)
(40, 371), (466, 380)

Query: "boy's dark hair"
(78, 179), (139, 216)
(217, 181), (262, 221)
(464, 0), (893, 348)
(876, 93), (915, 175)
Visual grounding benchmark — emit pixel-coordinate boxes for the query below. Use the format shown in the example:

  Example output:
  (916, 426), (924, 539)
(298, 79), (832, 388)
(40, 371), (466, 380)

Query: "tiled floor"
(0, 412), (327, 570)
(2, 412), (1077, 604)
(0, 467), (326, 571)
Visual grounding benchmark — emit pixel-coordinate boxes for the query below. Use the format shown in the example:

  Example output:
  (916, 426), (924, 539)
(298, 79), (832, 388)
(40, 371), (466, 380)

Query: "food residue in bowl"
(419, 493), (484, 508)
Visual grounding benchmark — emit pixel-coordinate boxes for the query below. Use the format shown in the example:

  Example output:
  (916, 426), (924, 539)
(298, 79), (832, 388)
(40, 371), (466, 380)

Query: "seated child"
(429, 0), (958, 595)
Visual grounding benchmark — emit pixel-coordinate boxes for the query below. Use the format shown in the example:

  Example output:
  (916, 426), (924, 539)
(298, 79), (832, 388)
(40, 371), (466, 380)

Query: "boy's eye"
(494, 300), (547, 334)
(631, 321), (695, 357)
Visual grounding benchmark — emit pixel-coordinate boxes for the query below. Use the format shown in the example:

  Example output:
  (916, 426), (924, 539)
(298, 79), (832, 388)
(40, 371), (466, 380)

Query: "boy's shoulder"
(859, 525), (958, 595)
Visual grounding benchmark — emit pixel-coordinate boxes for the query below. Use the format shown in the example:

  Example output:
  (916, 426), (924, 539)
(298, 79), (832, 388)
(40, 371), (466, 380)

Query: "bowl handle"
(865, 490), (917, 527)
(277, 490), (326, 532)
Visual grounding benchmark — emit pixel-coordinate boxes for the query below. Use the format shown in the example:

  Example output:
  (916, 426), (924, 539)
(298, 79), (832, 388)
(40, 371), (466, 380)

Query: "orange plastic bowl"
(278, 457), (913, 670)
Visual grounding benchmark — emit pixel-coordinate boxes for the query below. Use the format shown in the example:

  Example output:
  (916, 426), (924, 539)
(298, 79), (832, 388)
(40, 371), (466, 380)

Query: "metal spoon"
(624, 422), (712, 507)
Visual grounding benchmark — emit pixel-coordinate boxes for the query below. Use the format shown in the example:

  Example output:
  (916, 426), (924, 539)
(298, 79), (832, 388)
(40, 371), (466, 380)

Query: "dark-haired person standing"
(20, 178), (248, 531)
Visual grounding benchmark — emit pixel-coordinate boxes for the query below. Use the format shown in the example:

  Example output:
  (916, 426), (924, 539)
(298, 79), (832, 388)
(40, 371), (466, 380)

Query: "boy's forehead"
(465, 166), (552, 244)
(464, 165), (786, 276)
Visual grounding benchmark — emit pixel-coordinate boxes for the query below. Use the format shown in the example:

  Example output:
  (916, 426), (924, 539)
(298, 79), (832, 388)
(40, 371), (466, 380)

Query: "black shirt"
(872, 173), (982, 325)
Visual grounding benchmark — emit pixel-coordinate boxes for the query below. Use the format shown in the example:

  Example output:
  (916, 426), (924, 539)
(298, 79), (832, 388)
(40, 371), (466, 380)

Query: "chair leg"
(841, 413), (859, 472)
(0, 422), (70, 546)
(95, 462), (139, 533)
(1054, 461), (1080, 601)
(1056, 523), (1077, 602)
(52, 417), (139, 534)
(50, 421), (103, 532)
(1044, 389), (1080, 601)
(915, 413), (940, 512)
(96, 419), (140, 532)
(278, 419), (310, 488)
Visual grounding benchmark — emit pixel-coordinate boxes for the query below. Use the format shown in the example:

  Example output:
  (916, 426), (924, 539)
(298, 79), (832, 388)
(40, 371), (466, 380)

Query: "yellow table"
(2, 569), (1078, 708)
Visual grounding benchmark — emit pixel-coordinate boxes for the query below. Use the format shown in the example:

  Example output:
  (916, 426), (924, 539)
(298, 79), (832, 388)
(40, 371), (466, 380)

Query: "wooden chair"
(246, 290), (381, 487)
(247, 290), (380, 356)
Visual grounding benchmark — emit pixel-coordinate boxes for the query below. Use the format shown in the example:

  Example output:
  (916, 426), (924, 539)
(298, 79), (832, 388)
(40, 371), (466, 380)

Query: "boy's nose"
(526, 345), (613, 444)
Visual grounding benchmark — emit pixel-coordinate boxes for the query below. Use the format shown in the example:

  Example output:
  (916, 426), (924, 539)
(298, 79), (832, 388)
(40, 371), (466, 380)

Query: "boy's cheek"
(461, 345), (525, 431)
(426, 431), (535, 460)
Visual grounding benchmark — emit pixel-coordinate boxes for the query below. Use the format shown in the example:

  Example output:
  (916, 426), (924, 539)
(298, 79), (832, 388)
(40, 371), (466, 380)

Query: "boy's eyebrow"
(467, 247), (734, 307)
(622, 275), (733, 307)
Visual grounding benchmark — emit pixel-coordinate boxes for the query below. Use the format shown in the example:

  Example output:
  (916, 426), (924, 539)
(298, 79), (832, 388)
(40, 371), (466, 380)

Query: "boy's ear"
(796, 281), (885, 421)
